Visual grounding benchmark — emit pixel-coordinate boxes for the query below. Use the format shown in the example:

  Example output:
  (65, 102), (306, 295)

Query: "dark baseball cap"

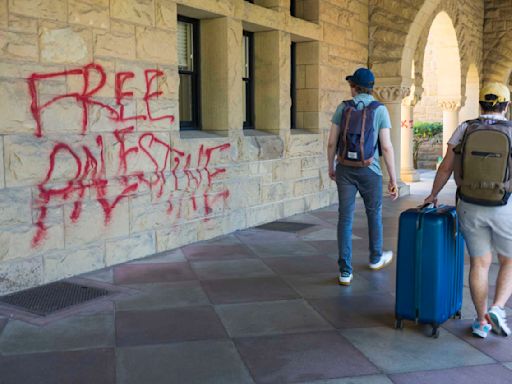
(346, 68), (375, 89)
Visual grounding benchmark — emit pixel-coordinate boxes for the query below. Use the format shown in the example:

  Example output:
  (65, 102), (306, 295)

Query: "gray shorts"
(457, 199), (512, 257)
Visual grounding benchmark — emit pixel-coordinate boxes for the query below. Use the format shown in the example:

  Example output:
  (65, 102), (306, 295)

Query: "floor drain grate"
(255, 221), (315, 233)
(0, 281), (111, 316)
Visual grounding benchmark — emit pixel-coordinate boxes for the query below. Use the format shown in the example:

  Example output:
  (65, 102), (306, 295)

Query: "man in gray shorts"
(424, 82), (512, 338)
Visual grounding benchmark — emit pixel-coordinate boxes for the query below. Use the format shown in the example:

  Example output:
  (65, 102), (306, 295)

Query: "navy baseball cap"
(346, 68), (375, 89)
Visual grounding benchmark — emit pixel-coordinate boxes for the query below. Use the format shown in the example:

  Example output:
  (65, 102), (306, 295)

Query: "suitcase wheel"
(394, 318), (404, 330)
(432, 326), (440, 338)
(452, 310), (462, 320)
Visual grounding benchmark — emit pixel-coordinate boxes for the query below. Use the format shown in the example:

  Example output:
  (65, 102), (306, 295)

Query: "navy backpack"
(337, 100), (382, 167)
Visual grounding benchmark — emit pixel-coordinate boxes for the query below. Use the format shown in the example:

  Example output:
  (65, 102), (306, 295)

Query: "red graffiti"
(401, 119), (414, 129)
(29, 64), (230, 247)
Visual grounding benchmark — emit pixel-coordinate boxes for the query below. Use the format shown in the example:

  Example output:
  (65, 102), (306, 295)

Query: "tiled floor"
(1, 171), (512, 383)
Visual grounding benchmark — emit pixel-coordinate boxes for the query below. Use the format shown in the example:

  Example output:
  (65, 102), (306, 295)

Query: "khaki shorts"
(457, 199), (512, 257)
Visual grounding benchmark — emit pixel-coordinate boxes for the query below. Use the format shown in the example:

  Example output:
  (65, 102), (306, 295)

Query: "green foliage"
(413, 121), (443, 168)
(413, 121), (443, 138)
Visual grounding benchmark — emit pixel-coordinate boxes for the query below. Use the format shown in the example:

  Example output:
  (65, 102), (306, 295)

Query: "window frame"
(243, 31), (255, 129)
(290, 42), (297, 129)
(178, 15), (201, 130)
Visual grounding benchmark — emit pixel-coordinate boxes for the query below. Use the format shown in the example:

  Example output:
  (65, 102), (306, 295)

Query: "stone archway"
(459, 64), (480, 123)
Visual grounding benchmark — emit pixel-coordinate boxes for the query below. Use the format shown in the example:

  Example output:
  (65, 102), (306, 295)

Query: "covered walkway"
(1, 172), (511, 383)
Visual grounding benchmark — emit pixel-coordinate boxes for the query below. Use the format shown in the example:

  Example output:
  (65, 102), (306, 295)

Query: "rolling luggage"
(394, 204), (464, 338)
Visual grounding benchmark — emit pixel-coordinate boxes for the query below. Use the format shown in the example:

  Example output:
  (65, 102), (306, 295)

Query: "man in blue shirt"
(327, 68), (398, 285)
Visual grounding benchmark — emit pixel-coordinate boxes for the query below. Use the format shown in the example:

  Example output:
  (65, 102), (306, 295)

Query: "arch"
(459, 64), (480, 123)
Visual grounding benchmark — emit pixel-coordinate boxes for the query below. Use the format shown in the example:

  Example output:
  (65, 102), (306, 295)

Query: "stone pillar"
(400, 95), (420, 182)
(439, 100), (461, 155)
(200, 17), (243, 134)
(373, 85), (411, 196)
(254, 31), (291, 134)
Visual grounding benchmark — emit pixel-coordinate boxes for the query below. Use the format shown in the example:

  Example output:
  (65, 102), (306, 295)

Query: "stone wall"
(0, 0), (371, 294)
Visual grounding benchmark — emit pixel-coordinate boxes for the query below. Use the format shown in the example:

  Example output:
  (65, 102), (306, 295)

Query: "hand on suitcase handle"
(424, 193), (438, 207)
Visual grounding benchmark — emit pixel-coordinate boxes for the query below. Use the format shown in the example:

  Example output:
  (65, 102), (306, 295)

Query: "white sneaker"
(488, 306), (511, 336)
(338, 272), (353, 286)
(369, 251), (393, 270)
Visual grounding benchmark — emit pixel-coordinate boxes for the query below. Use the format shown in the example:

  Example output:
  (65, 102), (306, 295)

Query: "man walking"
(327, 68), (398, 286)
(425, 82), (512, 338)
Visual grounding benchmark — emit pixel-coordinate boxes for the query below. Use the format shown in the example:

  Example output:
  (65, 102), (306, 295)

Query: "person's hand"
(424, 193), (438, 206)
(388, 181), (398, 200)
(328, 166), (335, 181)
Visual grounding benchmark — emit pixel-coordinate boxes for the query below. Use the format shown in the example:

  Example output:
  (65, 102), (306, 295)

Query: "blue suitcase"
(395, 204), (464, 337)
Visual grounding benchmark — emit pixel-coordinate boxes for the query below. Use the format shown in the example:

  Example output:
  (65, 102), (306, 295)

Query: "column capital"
(374, 86), (410, 103)
(438, 99), (461, 111)
(402, 93), (420, 107)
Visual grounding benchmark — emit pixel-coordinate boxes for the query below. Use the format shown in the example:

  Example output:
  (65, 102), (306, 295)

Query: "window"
(290, 42), (296, 129)
(178, 16), (200, 130)
(290, 1), (296, 16)
(243, 31), (254, 129)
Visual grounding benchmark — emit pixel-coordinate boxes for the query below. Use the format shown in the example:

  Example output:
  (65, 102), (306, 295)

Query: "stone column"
(400, 95), (420, 182)
(373, 85), (411, 196)
(439, 100), (461, 155)
(200, 18), (243, 134)
(254, 30), (291, 134)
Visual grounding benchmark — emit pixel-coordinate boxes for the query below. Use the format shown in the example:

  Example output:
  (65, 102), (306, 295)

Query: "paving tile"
(79, 267), (114, 283)
(235, 228), (299, 244)
(0, 348), (115, 384)
(117, 340), (253, 384)
(389, 364), (512, 384)
(235, 331), (378, 383)
(116, 306), (227, 347)
(504, 362), (512, 370)
(0, 313), (114, 355)
(300, 228), (337, 241)
(129, 248), (186, 264)
(308, 292), (395, 329)
(307, 240), (339, 257)
(283, 273), (380, 299)
(299, 375), (393, 384)
(182, 243), (256, 261)
(0, 317), (7, 336)
(191, 259), (275, 280)
(114, 281), (210, 311)
(443, 318), (512, 362)
(201, 277), (299, 305)
(340, 326), (494, 374)
(113, 262), (196, 284)
(246, 240), (320, 258)
(216, 299), (332, 337)
(263, 256), (336, 275)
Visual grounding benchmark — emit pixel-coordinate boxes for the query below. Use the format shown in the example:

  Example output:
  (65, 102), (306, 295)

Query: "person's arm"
(424, 144), (456, 204)
(327, 123), (340, 180)
(378, 128), (398, 199)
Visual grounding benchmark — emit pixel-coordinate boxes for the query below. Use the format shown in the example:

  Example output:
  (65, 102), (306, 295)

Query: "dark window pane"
(179, 74), (193, 122)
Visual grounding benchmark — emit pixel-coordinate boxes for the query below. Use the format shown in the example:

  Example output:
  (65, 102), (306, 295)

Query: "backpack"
(337, 100), (382, 167)
(453, 118), (512, 206)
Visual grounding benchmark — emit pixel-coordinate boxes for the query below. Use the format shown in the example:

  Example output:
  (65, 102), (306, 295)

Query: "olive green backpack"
(453, 118), (512, 206)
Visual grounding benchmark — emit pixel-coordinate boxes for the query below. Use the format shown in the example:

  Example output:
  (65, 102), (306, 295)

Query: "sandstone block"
(4, 134), (104, 188)
(261, 182), (285, 203)
(0, 256), (43, 295)
(0, 223), (64, 262)
(43, 242), (105, 282)
(131, 197), (174, 233)
(0, 137), (3, 189)
(294, 177), (320, 196)
(0, 30), (38, 61)
(40, 26), (92, 64)
(222, 209), (247, 234)
(8, 14), (38, 33)
(272, 159), (302, 181)
(283, 196), (305, 216)
(105, 231), (156, 266)
(156, 0), (177, 31)
(8, 0), (67, 22)
(111, 21), (136, 35)
(111, 0), (154, 26)
(64, 199), (129, 246)
(137, 98), (178, 132)
(156, 221), (199, 252)
(69, 0), (110, 30)
(0, 79), (36, 134)
(296, 41), (320, 65)
(136, 27), (176, 65)
(197, 215), (226, 242)
(246, 202), (283, 227)
(178, 0), (233, 16)
(0, 188), (32, 227)
(0, 0), (7, 29)
(94, 30), (136, 60)
(296, 89), (319, 112)
(286, 133), (322, 157)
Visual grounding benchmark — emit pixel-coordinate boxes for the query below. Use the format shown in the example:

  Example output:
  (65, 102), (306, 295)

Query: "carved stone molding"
(438, 99), (461, 111)
(374, 86), (410, 103)
(402, 94), (420, 107)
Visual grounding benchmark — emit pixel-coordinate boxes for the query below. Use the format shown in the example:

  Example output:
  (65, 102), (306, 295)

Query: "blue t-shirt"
(331, 93), (392, 176)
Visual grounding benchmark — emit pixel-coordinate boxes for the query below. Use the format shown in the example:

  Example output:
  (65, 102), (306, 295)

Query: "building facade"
(0, 0), (510, 294)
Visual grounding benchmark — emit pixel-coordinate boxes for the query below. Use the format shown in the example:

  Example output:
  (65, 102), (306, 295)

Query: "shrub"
(413, 121), (443, 169)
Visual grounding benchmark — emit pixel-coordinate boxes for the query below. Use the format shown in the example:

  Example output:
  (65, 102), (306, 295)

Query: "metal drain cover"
(255, 221), (315, 233)
(0, 281), (110, 316)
